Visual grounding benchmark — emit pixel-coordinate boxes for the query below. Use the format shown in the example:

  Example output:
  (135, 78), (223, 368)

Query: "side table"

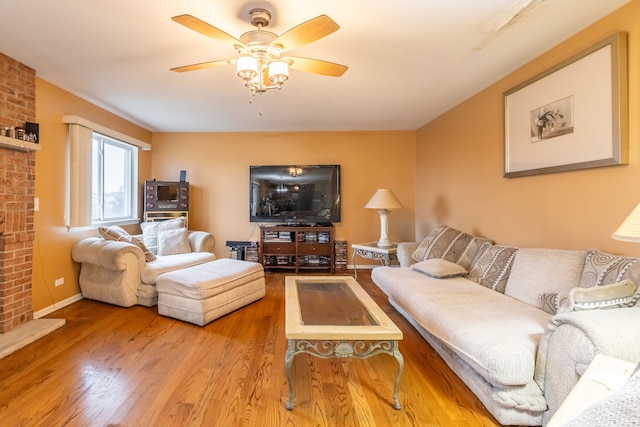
(351, 242), (398, 280)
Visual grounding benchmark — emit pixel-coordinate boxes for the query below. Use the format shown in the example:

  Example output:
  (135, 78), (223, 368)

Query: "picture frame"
(504, 32), (628, 178)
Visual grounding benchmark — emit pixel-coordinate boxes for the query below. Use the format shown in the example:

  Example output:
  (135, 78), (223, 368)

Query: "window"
(91, 133), (134, 223)
(64, 116), (150, 229)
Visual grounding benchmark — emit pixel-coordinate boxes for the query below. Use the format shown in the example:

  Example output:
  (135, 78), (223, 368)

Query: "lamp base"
(376, 209), (393, 248)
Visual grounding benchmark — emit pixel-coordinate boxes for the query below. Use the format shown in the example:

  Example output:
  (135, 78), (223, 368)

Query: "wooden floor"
(0, 271), (501, 427)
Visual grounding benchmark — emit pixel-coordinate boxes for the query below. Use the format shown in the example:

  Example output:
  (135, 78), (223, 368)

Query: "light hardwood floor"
(0, 271), (501, 426)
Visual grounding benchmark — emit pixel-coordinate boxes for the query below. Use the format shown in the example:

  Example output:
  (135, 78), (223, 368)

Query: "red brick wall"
(0, 52), (36, 333)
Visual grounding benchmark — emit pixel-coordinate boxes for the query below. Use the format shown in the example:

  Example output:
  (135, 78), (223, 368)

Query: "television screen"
(157, 184), (179, 202)
(250, 165), (341, 224)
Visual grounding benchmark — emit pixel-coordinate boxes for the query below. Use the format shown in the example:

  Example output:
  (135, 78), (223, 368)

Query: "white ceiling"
(0, 0), (629, 133)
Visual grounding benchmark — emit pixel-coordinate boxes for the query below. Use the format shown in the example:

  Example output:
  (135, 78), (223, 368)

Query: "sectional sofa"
(371, 224), (640, 426)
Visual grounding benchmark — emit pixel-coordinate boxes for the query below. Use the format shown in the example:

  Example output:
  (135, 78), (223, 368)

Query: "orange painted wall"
(29, 0), (639, 312)
(150, 132), (416, 261)
(31, 78), (414, 311)
(32, 79), (152, 311)
(416, 0), (640, 256)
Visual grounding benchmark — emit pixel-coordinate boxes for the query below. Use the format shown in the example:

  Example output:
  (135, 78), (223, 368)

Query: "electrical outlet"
(55, 277), (64, 287)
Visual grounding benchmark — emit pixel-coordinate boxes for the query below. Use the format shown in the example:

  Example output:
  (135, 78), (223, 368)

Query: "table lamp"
(365, 189), (403, 247)
(612, 203), (640, 241)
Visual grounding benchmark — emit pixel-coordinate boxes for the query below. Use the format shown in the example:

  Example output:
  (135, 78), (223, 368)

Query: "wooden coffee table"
(284, 275), (404, 410)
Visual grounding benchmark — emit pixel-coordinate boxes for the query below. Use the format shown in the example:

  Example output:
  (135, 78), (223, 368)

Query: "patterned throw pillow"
(539, 249), (640, 315)
(411, 224), (449, 262)
(98, 225), (130, 242)
(539, 292), (569, 315)
(456, 236), (493, 270)
(567, 279), (640, 311)
(411, 224), (492, 268)
(467, 244), (518, 293)
(131, 236), (156, 262)
(579, 249), (640, 288)
(98, 225), (156, 262)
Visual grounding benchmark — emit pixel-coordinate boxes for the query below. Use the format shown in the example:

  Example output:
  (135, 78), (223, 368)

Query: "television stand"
(259, 224), (334, 273)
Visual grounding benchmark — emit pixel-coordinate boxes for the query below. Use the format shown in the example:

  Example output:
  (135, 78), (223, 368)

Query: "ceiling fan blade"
(286, 57), (348, 77)
(171, 59), (233, 73)
(172, 14), (244, 47)
(273, 15), (339, 51)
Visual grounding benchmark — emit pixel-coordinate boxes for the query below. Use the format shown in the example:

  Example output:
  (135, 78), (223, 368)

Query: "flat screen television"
(156, 183), (179, 202)
(250, 165), (341, 224)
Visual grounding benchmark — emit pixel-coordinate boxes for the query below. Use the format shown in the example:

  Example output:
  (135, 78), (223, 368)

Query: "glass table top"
(296, 280), (378, 327)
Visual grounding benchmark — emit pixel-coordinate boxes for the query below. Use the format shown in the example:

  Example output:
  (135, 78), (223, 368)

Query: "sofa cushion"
(372, 266), (549, 387)
(158, 228), (192, 256)
(140, 252), (216, 285)
(579, 249), (640, 288)
(505, 248), (586, 309)
(140, 217), (186, 254)
(411, 224), (491, 269)
(467, 244), (518, 293)
(412, 259), (467, 279)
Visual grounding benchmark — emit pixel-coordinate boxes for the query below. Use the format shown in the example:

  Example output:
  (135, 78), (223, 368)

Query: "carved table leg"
(284, 339), (296, 410)
(392, 340), (404, 410)
(352, 252), (359, 280)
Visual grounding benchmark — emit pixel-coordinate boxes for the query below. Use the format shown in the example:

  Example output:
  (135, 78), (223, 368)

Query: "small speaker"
(179, 170), (186, 182)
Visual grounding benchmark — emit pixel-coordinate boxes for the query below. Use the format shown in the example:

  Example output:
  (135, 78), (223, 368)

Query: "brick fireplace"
(0, 53), (37, 334)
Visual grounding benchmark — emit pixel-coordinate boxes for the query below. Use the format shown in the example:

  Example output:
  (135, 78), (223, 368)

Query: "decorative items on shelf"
(0, 122), (39, 143)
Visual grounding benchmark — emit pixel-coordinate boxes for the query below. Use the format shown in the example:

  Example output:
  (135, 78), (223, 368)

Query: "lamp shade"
(268, 60), (289, 84)
(365, 189), (402, 210)
(612, 203), (640, 242)
(237, 55), (258, 80)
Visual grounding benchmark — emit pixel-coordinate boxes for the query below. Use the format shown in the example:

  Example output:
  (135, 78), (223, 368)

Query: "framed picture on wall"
(503, 32), (628, 178)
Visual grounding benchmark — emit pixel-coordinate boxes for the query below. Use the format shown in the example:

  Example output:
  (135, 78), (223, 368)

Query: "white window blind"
(64, 116), (150, 229)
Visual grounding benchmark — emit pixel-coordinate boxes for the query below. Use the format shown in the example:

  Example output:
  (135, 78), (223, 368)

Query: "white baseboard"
(34, 293), (83, 319)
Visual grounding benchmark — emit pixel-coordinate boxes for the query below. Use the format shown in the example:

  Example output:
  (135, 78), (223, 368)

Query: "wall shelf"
(0, 135), (41, 152)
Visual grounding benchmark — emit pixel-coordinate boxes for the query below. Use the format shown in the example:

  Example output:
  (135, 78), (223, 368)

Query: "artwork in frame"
(504, 32), (628, 178)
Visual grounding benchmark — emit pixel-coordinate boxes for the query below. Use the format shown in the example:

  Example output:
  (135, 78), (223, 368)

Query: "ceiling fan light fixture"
(172, 9), (348, 99)
(237, 55), (258, 80)
(268, 60), (289, 85)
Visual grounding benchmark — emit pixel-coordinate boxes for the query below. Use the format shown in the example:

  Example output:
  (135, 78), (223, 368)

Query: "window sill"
(68, 218), (141, 232)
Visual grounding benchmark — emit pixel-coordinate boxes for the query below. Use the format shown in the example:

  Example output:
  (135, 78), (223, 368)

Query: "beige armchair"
(72, 230), (215, 307)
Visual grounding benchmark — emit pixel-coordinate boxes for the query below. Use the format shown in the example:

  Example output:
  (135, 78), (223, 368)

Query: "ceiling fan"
(171, 8), (348, 95)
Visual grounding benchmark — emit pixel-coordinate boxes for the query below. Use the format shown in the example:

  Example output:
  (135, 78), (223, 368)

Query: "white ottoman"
(156, 258), (265, 326)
